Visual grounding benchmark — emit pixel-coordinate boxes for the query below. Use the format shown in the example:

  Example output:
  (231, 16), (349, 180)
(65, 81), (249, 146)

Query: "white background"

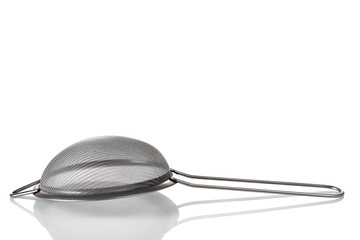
(0, 1), (359, 239)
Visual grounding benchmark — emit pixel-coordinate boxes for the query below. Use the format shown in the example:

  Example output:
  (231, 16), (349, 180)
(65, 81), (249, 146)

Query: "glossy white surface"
(1, 1), (359, 239)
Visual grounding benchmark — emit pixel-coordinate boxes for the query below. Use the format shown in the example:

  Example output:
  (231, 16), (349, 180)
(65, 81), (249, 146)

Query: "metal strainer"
(10, 136), (344, 199)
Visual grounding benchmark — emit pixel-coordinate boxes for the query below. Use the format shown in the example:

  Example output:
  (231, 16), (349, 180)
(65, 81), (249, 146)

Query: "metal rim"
(34, 176), (176, 200)
(10, 171), (176, 200)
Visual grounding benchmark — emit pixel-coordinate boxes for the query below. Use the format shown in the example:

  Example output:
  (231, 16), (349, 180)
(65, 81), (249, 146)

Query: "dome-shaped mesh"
(39, 136), (171, 198)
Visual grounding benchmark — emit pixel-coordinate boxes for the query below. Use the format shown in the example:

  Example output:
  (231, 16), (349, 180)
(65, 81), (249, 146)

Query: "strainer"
(10, 136), (344, 199)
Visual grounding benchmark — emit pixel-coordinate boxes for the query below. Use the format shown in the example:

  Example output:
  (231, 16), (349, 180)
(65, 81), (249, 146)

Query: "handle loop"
(10, 180), (40, 198)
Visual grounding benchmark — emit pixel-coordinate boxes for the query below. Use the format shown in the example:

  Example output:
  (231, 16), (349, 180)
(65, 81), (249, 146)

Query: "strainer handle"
(10, 180), (40, 198)
(170, 169), (344, 198)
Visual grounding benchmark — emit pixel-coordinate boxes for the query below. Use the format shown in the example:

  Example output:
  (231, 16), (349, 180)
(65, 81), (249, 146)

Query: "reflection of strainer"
(11, 192), (343, 240)
(10, 136), (344, 199)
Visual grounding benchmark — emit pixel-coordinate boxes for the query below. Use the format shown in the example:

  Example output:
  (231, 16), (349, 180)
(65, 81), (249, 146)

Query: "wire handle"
(170, 169), (344, 198)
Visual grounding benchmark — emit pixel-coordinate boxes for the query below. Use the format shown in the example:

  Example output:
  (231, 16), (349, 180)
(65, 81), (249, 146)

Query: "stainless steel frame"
(170, 169), (344, 198)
